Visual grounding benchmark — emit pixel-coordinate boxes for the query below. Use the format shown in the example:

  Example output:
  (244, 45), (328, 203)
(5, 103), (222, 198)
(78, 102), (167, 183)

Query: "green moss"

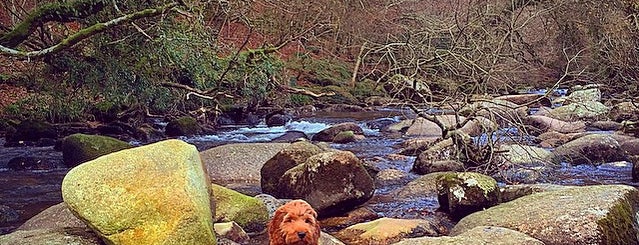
(211, 184), (269, 232)
(61, 133), (132, 167)
(596, 192), (639, 244)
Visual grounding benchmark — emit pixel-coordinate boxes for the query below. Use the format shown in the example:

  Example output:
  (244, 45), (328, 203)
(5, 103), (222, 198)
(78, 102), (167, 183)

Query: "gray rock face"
(260, 141), (323, 195)
(551, 134), (627, 165)
(452, 185), (639, 245)
(395, 226), (544, 245)
(0, 227), (102, 245)
(275, 151), (375, 216)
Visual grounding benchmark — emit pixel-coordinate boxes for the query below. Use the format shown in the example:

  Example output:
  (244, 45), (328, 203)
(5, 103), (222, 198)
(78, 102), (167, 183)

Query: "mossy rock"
(165, 116), (202, 137)
(333, 130), (356, 143)
(211, 184), (269, 233)
(452, 185), (639, 244)
(437, 172), (500, 220)
(334, 217), (439, 245)
(61, 133), (132, 167)
(7, 119), (57, 142)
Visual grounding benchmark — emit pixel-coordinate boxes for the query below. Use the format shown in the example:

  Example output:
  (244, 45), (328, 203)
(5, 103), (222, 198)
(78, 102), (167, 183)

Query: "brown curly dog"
(267, 199), (320, 245)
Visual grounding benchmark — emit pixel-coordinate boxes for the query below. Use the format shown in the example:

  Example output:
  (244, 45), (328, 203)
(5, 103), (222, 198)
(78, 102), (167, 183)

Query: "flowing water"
(0, 106), (636, 235)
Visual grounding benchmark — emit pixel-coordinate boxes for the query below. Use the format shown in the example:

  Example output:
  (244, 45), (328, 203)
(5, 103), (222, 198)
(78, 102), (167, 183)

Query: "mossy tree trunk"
(0, 0), (106, 48)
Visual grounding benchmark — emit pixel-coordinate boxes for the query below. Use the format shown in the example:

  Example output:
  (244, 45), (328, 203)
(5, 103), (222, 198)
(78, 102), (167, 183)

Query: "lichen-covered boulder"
(548, 101), (609, 122)
(495, 94), (551, 107)
(260, 141), (323, 195)
(452, 185), (639, 245)
(312, 122), (363, 142)
(609, 101), (639, 122)
(499, 144), (552, 166)
(275, 150), (375, 216)
(0, 227), (102, 245)
(394, 172), (451, 199)
(460, 100), (527, 126)
(394, 226), (544, 245)
(334, 217), (439, 245)
(61, 139), (216, 245)
(61, 133), (133, 167)
(165, 116), (202, 137)
(437, 172), (500, 220)
(211, 184), (268, 233)
(213, 222), (249, 244)
(551, 134), (627, 165)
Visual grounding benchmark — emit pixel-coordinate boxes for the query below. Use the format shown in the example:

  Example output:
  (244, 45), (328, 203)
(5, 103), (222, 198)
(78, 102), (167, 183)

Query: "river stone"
(394, 226), (544, 245)
(412, 139), (455, 174)
(165, 116), (202, 136)
(61, 133), (133, 167)
(560, 86), (601, 104)
(398, 137), (439, 156)
(0, 227), (102, 245)
(265, 113), (291, 127)
(499, 144), (552, 166)
(201, 142), (290, 187)
(61, 139), (216, 245)
(437, 172), (500, 220)
(213, 222), (249, 244)
(275, 150), (375, 216)
(525, 115), (586, 134)
(620, 139), (639, 155)
(548, 101), (609, 121)
(312, 122), (364, 142)
(394, 172), (452, 199)
(319, 207), (379, 231)
(460, 99), (527, 126)
(211, 184), (269, 233)
(609, 101), (639, 122)
(261, 141), (323, 195)
(495, 94), (551, 107)
(17, 203), (86, 231)
(551, 134), (626, 165)
(334, 217), (439, 244)
(451, 185), (639, 244)
(499, 184), (571, 203)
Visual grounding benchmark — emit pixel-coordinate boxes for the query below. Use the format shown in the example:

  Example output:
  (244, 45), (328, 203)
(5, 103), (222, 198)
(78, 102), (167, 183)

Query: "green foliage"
(289, 94), (313, 106)
(286, 52), (351, 86)
(350, 79), (384, 100)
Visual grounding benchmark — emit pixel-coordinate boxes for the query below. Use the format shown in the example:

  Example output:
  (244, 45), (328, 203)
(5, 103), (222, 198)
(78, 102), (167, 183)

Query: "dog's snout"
(297, 232), (306, 239)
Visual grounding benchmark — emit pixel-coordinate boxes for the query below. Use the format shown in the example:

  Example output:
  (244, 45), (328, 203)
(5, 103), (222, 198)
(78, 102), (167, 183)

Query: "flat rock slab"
(452, 185), (639, 245)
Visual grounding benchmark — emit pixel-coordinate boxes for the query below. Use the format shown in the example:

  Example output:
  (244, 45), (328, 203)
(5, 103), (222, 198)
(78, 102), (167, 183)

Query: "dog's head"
(268, 199), (320, 245)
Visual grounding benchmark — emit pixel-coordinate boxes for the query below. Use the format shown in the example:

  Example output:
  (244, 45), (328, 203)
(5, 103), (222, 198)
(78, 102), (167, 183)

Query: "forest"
(0, 0), (636, 125)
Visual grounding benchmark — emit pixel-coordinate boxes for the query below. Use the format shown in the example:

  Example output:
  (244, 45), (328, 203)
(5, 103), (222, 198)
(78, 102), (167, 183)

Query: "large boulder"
(0, 227), (102, 245)
(551, 134), (627, 165)
(498, 144), (552, 167)
(548, 101), (609, 122)
(200, 142), (290, 188)
(165, 116), (202, 137)
(460, 99), (527, 126)
(61, 139), (216, 245)
(333, 218), (439, 244)
(404, 115), (496, 138)
(394, 226), (544, 245)
(275, 150), (375, 216)
(312, 122), (364, 142)
(452, 185), (639, 245)
(260, 141), (323, 195)
(61, 133), (133, 167)
(437, 172), (500, 220)
(211, 184), (269, 233)
(609, 101), (639, 122)
(412, 139), (456, 174)
(524, 115), (586, 134)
